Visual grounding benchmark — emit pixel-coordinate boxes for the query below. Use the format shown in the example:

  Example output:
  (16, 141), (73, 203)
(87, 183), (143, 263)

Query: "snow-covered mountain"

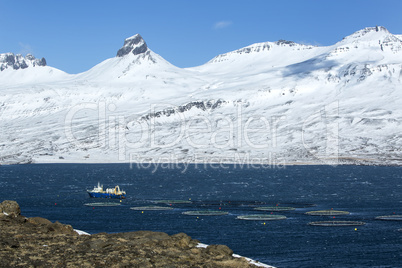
(0, 53), (46, 71)
(0, 53), (69, 86)
(0, 26), (401, 165)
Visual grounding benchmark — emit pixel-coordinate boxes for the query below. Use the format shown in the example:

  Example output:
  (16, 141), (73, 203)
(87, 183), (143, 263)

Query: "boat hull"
(87, 191), (126, 199)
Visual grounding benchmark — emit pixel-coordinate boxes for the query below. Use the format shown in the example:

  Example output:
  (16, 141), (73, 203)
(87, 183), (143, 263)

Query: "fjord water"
(0, 164), (401, 267)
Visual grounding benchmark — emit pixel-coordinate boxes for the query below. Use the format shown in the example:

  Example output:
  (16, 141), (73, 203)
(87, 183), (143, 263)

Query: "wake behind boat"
(87, 182), (126, 199)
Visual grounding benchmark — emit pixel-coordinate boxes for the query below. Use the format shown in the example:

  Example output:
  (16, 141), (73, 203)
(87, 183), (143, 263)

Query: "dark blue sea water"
(0, 164), (401, 267)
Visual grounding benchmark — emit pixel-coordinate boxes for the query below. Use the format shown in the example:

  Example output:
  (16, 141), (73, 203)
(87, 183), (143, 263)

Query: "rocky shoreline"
(0, 200), (266, 267)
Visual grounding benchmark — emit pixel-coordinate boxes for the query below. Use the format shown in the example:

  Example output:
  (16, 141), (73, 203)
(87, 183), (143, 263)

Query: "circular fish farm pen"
(308, 221), (365, 227)
(193, 200), (267, 206)
(182, 210), (228, 216)
(276, 202), (317, 208)
(154, 200), (192, 204)
(84, 202), (121, 207)
(254, 206), (295, 212)
(130, 206), (173, 211)
(375, 215), (402, 221)
(305, 210), (350, 216)
(236, 215), (287, 221)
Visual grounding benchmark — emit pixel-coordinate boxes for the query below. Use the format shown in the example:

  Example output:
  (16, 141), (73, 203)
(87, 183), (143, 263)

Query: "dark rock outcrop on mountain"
(142, 99), (227, 121)
(275, 40), (296, 46)
(0, 200), (259, 267)
(0, 53), (46, 71)
(116, 34), (148, 57)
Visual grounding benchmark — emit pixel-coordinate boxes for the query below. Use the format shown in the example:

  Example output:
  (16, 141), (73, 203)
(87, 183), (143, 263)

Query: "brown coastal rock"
(0, 200), (21, 216)
(0, 200), (260, 267)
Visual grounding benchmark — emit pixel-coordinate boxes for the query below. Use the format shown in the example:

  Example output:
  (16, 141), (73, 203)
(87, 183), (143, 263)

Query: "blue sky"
(1, 0), (401, 74)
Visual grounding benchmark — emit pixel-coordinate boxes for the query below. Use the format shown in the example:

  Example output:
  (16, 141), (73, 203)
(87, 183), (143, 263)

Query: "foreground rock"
(0, 201), (259, 267)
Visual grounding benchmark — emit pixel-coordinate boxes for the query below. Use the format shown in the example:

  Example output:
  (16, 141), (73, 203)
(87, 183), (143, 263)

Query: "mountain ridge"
(1, 26), (401, 76)
(0, 26), (401, 165)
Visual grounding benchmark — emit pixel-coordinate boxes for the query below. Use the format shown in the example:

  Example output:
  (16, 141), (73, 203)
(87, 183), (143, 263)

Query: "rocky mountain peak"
(116, 34), (148, 57)
(0, 53), (46, 71)
(275, 40), (297, 46)
(337, 26), (402, 53)
(341, 26), (393, 43)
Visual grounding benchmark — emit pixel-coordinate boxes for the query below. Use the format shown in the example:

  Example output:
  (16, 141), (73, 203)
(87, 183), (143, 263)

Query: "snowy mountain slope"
(192, 40), (326, 74)
(77, 34), (177, 81)
(73, 34), (207, 103)
(0, 26), (401, 165)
